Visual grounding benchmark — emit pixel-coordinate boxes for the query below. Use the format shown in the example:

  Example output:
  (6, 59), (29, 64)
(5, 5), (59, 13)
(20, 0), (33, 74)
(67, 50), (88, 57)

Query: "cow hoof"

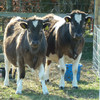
(73, 87), (78, 89)
(16, 91), (22, 94)
(4, 83), (9, 87)
(44, 92), (49, 95)
(43, 89), (49, 95)
(59, 86), (64, 90)
(45, 79), (49, 83)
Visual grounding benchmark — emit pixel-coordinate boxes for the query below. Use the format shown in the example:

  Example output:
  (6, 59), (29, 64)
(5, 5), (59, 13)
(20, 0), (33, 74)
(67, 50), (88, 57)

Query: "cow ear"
(64, 16), (71, 22)
(43, 23), (50, 31)
(85, 16), (93, 23)
(20, 23), (28, 29)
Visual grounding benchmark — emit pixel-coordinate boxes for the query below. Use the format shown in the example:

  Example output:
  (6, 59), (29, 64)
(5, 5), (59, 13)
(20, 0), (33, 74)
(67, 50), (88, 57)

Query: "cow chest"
(47, 53), (75, 64)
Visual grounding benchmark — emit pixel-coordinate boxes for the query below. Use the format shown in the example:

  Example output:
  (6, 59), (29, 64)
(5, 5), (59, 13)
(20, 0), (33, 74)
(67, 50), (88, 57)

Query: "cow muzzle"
(31, 40), (39, 48)
(75, 33), (82, 40)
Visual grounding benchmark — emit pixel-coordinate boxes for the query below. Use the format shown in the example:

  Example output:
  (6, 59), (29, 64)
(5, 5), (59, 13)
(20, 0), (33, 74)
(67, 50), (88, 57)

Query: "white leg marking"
(74, 14), (82, 24)
(4, 55), (11, 86)
(72, 53), (82, 87)
(59, 56), (66, 88)
(16, 67), (23, 94)
(17, 67), (20, 85)
(39, 64), (49, 94)
(16, 79), (23, 94)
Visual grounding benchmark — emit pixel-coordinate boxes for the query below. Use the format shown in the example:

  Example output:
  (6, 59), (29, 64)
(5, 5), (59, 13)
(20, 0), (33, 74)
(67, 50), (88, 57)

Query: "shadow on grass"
(63, 87), (99, 99)
(79, 80), (89, 85)
(46, 80), (99, 100)
(47, 80), (89, 88)
(22, 86), (99, 100)
(66, 80), (89, 85)
(22, 89), (67, 100)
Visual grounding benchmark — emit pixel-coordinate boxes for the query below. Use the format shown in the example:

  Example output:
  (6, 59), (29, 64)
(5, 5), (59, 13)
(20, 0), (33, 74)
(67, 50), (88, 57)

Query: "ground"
(0, 60), (99, 100)
(0, 43), (99, 100)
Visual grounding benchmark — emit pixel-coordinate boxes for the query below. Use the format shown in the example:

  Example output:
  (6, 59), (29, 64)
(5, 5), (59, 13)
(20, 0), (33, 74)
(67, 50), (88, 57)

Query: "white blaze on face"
(32, 20), (38, 27)
(74, 14), (82, 24)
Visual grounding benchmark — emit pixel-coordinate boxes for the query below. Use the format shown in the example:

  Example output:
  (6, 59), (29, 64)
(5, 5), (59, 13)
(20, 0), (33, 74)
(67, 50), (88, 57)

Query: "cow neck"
(70, 38), (81, 59)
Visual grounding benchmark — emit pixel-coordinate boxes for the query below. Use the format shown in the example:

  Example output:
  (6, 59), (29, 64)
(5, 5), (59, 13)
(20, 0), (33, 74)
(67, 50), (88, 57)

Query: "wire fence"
(0, 0), (94, 34)
(93, 25), (100, 77)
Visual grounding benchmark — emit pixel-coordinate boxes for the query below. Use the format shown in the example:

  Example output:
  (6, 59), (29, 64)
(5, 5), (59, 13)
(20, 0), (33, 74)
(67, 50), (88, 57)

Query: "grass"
(0, 60), (99, 100)
(82, 42), (93, 60)
(0, 42), (99, 100)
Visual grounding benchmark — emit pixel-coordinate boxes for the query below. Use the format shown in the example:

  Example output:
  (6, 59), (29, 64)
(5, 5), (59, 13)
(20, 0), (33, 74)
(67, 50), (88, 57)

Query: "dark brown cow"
(43, 10), (92, 89)
(3, 16), (49, 94)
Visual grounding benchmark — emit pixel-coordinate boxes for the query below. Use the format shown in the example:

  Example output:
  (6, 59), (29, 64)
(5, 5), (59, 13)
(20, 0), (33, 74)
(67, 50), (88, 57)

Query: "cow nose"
(31, 40), (39, 48)
(76, 34), (82, 38)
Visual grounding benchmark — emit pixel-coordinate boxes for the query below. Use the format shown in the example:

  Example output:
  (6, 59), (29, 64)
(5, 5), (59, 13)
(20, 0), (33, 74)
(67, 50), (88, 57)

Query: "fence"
(93, 25), (100, 76)
(0, 0), (94, 33)
(0, 0), (94, 13)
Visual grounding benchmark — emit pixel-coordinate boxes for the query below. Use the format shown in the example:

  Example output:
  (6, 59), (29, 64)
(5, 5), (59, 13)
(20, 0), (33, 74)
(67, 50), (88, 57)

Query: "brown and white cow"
(3, 16), (49, 94)
(43, 10), (92, 89)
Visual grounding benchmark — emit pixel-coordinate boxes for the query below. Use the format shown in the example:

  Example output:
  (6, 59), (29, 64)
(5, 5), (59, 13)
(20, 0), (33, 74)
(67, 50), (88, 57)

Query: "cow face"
(20, 19), (49, 49)
(64, 11), (92, 40)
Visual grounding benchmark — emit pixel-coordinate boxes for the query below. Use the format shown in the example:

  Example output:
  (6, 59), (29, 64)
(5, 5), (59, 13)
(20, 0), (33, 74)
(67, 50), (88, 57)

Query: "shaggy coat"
(3, 16), (49, 94)
(43, 10), (92, 89)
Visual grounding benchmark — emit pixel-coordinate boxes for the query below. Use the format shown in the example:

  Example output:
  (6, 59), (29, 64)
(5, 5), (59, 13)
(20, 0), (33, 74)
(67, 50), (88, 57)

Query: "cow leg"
(16, 57), (25, 94)
(16, 67), (22, 94)
(16, 67), (20, 85)
(4, 55), (11, 86)
(39, 63), (49, 94)
(11, 65), (16, 79)
(45, 59), (52, 82)
(72, 53), (82, 88)
(59, 56), (66, 89)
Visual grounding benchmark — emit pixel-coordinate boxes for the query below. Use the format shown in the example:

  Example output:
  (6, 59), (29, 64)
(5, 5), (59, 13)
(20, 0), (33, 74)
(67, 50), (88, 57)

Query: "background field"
(0, 42), (99, 100)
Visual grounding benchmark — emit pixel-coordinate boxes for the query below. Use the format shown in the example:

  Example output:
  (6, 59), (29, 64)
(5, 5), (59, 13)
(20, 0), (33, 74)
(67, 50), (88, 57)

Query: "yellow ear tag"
(22, 24), (26, 29)
(66, 18), (69, 22)
(87, 18), (91, 23)
(45, 25), (49, 30)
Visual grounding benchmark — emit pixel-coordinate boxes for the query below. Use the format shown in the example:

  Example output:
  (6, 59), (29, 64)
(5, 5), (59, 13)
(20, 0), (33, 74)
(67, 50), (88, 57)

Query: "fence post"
(6, 0), (12, 12)
(20, 0), (22, 12)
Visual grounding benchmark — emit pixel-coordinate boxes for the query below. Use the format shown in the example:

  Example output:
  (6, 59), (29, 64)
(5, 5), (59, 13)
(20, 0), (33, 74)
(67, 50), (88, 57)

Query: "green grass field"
(0, 42), (99, 100)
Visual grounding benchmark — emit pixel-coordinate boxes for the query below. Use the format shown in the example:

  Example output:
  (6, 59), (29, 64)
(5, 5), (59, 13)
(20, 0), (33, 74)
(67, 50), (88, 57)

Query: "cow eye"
(82, 22), (86, 27)
(71, 22), (74, 25)
(39, 30), (43, 35)
(40, 29), (43, 33)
